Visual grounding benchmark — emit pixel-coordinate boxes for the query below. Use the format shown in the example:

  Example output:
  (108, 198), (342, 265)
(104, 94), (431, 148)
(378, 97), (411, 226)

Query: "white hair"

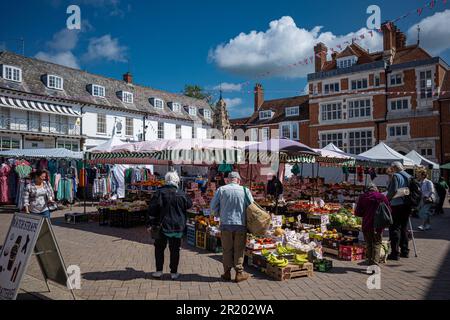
(165, 171), (180, 188)
(391, 161), (404, 172)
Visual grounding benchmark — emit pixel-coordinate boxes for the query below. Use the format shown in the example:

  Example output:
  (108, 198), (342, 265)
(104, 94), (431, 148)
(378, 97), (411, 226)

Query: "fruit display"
(247, 235), (276, 250)
(329, 209), (362, 229)
(276, 243), (296, 256)
(322, 229), (341, 240)
(293, 253), (309, 265)
(266, 254), (289, 267)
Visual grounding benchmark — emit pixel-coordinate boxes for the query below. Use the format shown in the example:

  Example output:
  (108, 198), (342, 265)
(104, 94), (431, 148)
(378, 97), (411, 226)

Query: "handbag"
(243, 186), (271, 236)
(374, 202), (393, 229)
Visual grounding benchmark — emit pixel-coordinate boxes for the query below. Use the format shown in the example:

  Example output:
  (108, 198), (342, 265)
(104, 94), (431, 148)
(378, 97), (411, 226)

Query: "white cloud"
(213, 82), (243, 92)
(83, 35), (127, 62)
(35, 51), (79, 69)
(224, 98), (243, 109)
(48, 29), (80, 52)
(407, 9), (450, 55)
(209, 16), (383, 79)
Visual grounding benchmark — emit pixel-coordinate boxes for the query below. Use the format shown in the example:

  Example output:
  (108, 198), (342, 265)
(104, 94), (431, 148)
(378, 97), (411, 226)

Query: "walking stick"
(408, 217), (418, 257)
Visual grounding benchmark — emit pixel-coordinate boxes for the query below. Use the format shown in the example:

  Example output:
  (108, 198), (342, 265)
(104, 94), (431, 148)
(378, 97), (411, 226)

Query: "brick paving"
(1, 200), (450, 300)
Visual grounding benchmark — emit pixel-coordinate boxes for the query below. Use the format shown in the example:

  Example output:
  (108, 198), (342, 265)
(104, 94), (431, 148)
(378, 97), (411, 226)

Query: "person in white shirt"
(417, 169), (436, 231)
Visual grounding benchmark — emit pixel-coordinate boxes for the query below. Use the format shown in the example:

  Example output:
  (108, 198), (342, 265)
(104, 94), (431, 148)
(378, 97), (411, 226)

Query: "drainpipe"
(376, 63), (391, 144)
(143, 114), (147, 142)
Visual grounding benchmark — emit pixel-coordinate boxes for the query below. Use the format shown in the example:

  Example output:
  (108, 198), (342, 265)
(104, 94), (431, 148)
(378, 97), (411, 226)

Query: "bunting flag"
(430, 0), (435, 9)
(368, 30), (373, 37)
(417, 7), (424, 15)
(360, 34), (365, 39)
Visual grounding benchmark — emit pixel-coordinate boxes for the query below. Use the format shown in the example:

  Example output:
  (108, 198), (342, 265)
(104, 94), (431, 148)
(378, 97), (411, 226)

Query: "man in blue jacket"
(386, 162), (412, 260)
(211, 172), (253, 283)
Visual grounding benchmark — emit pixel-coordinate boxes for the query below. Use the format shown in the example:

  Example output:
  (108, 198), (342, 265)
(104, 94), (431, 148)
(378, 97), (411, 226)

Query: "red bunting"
(417, 7), (423, 15)
(368, 31), (373, 37)
(429, 0), (435, 9)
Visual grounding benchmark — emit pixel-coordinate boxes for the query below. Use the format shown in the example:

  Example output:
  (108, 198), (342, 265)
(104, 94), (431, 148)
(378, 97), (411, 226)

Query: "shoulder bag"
(243, 186), (271, 236)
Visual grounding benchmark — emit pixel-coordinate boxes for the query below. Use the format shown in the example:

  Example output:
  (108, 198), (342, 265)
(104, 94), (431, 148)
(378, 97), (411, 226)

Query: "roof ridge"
(1, 50), (209, 105)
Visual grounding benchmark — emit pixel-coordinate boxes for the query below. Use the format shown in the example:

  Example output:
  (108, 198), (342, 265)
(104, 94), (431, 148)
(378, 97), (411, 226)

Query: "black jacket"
(147, 185), (193, 233)
(267, 178), (283, 197)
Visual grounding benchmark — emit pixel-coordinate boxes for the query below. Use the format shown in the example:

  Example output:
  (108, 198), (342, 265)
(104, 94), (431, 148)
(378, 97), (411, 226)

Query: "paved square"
(1, 202), (449, 300)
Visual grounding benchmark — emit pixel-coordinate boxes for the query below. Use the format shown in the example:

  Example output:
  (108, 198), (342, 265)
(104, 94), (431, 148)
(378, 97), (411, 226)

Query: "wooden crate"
(266, 262), (313, 281)
(322, 247), (339, 256)
(196, 231), (207, 249)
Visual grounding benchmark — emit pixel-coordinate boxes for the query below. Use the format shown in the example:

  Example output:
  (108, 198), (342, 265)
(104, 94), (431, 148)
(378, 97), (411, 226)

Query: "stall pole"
(311, 162), (315, 201)
(83, 155), (87, 216)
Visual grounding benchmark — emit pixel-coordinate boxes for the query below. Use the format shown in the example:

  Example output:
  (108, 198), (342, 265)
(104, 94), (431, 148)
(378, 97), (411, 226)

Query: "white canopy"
(89, 134), (126, 153)
(358, 142), (416, 167)
(0, 148), (83, 159)
(406, 150), (440, 169)
(111, 139), (254, 153)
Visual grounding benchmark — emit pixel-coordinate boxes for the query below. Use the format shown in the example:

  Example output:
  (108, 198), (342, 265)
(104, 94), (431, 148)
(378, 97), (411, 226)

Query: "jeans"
(363, 230), (382, 264)
(154, 234), (182, 273)
(389, 205), (411, 256)
(221, 230), (247, 273)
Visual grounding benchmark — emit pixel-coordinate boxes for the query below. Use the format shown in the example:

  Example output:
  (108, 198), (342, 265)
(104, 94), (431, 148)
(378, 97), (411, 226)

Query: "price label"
(272, 215), (283, 228)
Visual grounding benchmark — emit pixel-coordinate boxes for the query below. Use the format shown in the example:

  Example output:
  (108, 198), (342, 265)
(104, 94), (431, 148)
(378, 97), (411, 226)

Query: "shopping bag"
(243, 187), (271, 236)
(374, 201), (393, 229)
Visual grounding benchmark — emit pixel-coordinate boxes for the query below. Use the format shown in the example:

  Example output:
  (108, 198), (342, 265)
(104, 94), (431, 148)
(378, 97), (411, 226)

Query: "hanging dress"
(0, 164), (11, 203)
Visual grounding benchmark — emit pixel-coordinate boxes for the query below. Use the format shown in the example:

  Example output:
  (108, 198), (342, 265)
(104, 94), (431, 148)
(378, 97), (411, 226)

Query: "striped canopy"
(0, 95), (81, 117)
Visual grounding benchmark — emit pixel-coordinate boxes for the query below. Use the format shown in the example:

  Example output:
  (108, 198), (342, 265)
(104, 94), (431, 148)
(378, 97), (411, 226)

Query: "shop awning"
(0, 95), (81, 117)
(0, 148), (83, 159)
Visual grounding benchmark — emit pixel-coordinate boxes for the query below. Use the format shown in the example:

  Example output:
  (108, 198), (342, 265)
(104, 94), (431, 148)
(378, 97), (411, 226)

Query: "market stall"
(406, 150), (440, 182)
(0, 148), (83, 209)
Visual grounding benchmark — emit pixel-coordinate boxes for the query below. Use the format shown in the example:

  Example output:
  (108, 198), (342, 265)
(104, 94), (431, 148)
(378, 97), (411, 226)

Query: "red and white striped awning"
(0, 95), (81, 117)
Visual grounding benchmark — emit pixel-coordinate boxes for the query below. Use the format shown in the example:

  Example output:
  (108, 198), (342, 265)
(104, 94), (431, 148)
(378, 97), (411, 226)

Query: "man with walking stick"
(386, 162), (419, 260)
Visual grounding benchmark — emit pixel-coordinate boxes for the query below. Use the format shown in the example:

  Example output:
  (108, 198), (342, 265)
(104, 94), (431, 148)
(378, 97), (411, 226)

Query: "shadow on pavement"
(82, 267), (220, 283)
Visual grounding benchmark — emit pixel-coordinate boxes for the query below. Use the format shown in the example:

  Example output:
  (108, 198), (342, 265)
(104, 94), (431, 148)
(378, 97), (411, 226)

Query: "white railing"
(0, 117), (81, 135)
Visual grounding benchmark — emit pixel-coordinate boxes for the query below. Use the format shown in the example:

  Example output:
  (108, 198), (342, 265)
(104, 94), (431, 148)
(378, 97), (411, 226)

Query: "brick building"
(230, 83), (310, 143)
(307, 22), (449, 163)
(439, 72), (450, 166)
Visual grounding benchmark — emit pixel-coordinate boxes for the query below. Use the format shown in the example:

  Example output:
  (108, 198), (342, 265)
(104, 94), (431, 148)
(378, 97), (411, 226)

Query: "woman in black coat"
(147, 171), (192, 280)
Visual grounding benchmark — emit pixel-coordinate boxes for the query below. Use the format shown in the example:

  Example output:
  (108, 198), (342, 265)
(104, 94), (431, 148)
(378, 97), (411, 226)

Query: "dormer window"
(259, 110), (273, 120)
(89, 84), (105, 97)
(203, 109), (211, 119)
(152, 98), (164, 109)
(189, 106), (197, 116)
(120, 91), (133, 104)
(2, 65), (22, 82)
(170, 102), (181, 113)
(45, 74), (63, 90)
(285, 106), (299, 117)
(337, 56), (357, 69)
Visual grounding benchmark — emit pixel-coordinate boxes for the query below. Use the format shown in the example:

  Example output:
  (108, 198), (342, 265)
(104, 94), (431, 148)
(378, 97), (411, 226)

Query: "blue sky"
(1, 0), (450, 118)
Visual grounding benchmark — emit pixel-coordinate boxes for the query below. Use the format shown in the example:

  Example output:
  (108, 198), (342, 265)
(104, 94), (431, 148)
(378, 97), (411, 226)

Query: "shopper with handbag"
(210, 172), (253, 283)
(417, 169), (436, 231)
(23, 169), (55, 218)
(147, 171), (192, 280)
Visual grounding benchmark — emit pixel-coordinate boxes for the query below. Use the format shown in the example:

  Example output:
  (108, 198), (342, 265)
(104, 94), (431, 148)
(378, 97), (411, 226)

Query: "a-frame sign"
(0, 213), (75, 300)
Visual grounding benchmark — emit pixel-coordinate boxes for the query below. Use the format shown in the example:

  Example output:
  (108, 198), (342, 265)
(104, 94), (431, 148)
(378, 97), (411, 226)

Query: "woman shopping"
(147, 171), (193, 280)
(417, 169), (436, 231)
(23, 169), (55, 218)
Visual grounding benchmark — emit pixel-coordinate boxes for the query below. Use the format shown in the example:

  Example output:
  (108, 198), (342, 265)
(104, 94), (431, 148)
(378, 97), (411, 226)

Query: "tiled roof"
(230, 117), (250, 126)
(246, 95), (309, 126)
(0, 51), (213, 125)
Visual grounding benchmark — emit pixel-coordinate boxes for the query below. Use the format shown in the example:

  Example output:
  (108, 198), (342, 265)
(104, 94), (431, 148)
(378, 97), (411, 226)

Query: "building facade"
(0, 51), (213, 151)
(308, 23), (449, 163)
(230, 84), (310, 143)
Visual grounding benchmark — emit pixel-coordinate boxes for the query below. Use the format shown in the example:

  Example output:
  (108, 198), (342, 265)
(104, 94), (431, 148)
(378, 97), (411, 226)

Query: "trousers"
(154, 234), (182, 273)
(389, 204), (411, 256)
(221, 230), (247, 273)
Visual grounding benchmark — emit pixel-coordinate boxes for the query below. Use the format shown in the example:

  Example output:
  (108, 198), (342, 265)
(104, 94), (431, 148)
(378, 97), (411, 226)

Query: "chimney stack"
(254, 83), (264, 112)
(123, 72), (133, 84)
(382, 22), (398, 52)
(314, 43), (328, 72)
(395, 29), (407, 49)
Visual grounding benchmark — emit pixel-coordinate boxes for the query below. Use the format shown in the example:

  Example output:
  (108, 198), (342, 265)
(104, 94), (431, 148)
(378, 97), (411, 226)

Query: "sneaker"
(170, 273), (180, 280)
(152, 271), (163, 278)
(423, 224), (432, 231)
(418, 225), (425, 231)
